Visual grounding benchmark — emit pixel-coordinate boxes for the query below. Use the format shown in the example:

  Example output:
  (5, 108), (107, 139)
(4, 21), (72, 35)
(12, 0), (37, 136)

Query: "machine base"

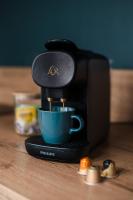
(25, 136), (90, 163)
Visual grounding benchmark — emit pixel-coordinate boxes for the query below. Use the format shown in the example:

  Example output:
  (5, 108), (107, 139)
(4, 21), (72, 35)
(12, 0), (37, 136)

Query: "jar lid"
(13, 92), (40, 102)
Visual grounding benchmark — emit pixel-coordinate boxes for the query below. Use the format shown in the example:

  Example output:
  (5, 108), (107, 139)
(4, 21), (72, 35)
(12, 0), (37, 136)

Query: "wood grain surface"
(111, 69), (133, 122)
(0, 67), (39, 106)
(0, 113), (132, 200)
(0, 67), (133, 122)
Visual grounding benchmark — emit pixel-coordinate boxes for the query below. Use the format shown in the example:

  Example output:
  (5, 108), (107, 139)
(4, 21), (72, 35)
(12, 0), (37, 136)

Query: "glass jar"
(13, 92), (40, 136)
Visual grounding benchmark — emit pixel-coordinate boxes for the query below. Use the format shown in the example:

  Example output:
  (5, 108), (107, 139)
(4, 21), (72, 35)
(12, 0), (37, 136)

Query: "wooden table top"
(0, 112), (133, 200)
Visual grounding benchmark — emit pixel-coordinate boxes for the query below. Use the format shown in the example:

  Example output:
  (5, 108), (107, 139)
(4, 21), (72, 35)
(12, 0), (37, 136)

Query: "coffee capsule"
(85, 166), (101, 185)
(101, 160), (117, 178)
(78, 156), (92, 175)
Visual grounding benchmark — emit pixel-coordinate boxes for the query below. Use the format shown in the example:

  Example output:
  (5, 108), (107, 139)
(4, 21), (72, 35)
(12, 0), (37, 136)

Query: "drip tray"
(25, 136), (90, 163)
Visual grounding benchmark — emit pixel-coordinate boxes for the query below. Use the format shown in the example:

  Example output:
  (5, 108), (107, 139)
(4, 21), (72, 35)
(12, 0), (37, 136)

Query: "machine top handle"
(45, 39), (78, 52)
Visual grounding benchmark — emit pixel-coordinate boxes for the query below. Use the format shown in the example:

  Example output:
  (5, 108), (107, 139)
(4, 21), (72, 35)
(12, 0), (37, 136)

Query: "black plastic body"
(26, 39), (110, 163)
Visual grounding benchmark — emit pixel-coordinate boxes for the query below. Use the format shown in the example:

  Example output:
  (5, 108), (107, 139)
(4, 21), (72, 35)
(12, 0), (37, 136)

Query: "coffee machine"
(25, 39), (110, 163)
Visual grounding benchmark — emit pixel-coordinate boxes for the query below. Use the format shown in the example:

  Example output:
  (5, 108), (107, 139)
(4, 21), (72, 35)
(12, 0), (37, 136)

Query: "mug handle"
(69, 115), (84, 134)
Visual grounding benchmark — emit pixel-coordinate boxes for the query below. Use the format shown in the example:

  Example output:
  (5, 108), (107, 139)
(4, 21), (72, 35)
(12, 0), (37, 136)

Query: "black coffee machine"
(25, 39), (110, 163)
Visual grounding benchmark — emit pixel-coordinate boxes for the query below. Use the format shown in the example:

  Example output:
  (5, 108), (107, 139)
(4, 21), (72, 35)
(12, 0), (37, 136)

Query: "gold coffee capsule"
(101, 160), (117, 178)
(78, 156), (92, 175)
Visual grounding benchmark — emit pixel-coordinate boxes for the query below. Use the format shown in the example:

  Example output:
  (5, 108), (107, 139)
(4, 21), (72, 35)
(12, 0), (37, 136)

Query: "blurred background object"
(1, 0), (133, 68)
(13, 92), (40, 136)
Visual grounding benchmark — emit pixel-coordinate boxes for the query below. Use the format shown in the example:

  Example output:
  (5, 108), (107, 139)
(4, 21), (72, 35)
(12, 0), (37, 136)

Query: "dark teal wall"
(0, 0), (133, 68)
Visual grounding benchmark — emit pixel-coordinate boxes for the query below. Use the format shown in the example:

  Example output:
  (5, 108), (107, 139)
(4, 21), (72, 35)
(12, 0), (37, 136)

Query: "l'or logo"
(48, 65), (59, 76)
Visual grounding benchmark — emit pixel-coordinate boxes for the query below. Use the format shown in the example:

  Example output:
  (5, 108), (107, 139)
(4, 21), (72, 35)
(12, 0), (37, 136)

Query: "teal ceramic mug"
(38, 106), (84, 144)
